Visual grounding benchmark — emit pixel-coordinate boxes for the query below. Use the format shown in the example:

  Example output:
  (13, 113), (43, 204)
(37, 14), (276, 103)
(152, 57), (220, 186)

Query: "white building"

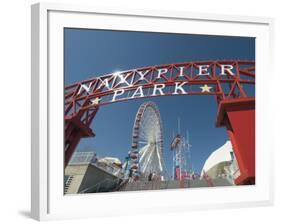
(201, 141), (240, 184)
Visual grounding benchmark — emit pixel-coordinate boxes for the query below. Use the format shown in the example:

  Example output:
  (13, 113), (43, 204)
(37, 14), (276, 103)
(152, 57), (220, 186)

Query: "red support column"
(65, 130), (83, 167)
(216, 97), (255, 185)
(64, 117), (95, 167)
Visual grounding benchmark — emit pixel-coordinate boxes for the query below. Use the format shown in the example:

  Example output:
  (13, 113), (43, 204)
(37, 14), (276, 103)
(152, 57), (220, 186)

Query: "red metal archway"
(64, 60), (255, 185)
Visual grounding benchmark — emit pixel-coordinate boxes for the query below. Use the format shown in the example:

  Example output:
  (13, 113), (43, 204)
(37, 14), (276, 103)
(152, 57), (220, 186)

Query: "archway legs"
(64, 117), (95, 167)
(216, 98), (255, 185)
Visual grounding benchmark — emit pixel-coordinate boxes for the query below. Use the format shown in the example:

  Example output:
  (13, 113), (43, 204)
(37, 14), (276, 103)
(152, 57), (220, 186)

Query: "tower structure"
(170, 120), (192, 181)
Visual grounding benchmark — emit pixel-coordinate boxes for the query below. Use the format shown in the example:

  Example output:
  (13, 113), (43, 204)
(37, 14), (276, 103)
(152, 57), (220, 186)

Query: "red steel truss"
(65, 60), (255, 184)
(65, 60), (255, 118)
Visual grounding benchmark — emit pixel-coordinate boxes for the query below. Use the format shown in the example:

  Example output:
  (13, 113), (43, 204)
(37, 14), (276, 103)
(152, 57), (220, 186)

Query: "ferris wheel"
(128, 101), (166, 181)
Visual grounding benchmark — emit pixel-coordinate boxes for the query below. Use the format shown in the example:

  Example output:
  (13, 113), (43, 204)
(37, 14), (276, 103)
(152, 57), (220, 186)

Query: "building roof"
(98, 157), (122, 165)
(201, 141), (233, 176)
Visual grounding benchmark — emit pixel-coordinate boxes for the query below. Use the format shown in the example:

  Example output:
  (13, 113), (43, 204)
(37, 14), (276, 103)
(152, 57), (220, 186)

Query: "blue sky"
(64, 28), (255, 175)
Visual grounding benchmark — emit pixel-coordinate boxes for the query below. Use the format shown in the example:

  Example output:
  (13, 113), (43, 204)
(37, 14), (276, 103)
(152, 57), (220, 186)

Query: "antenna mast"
(170, 119), (192, 181)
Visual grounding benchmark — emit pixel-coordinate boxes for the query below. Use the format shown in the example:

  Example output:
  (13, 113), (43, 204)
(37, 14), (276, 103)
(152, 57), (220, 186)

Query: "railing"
(229, 158), (240, 180)
(69, 151), (124, 178)
(69, 151), (97, 165)
(95, 162), (124, 179)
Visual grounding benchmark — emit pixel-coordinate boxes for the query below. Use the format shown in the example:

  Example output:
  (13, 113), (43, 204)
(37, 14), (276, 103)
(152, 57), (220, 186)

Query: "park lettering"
(77, 64), (235, 104)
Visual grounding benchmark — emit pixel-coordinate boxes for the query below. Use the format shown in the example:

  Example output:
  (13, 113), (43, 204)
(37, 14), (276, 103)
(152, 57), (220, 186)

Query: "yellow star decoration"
(200, 84), (212, 93)
(91, 97), (101, 105)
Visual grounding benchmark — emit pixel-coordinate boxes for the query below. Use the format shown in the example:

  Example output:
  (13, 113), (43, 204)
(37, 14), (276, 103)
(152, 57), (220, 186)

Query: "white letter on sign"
(78, 82), (93, 95)
(112, 89), (125, 102)
(198, 65), (210, 76)
(152, 84), (165, 96)
(157, 68), (168, 79)
(173, 82), (187, 94)
(219, 64), (235, 76)
(137, 70), (149, 80)
(178, 67), (185, 77)
(97, 78), (111, 90)
(131, 86), (144, 98)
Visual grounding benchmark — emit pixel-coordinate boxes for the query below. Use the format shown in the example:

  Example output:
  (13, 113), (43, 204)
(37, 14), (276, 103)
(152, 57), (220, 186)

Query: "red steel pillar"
(64, 117), (95, 167)
(216, 97), (255, 185)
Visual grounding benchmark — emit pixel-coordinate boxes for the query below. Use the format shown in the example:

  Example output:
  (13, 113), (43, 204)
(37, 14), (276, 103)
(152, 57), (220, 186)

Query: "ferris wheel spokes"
(129, 101), (166, 181)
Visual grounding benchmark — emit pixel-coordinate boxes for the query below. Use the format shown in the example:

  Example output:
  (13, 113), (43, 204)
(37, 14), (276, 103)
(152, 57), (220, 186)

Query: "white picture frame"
(31, 2), (274, 221)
